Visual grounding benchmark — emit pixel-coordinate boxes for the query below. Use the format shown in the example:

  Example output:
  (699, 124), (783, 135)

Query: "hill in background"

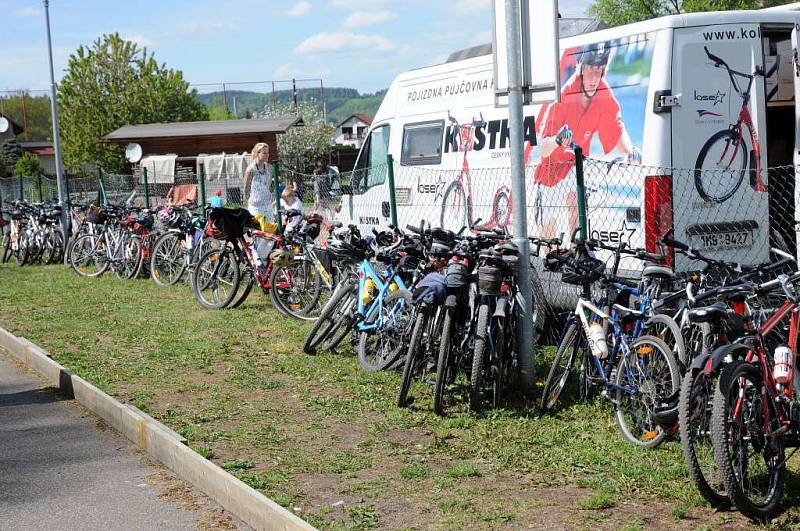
(196, 87), (385, 125)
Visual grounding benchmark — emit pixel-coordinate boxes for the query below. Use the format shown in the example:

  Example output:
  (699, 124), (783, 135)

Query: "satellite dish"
(0, 117), (9, 134)
(125, 143), (143, 163)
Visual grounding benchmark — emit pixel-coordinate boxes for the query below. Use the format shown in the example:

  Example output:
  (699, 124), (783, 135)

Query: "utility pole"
(20, 91), (30, 141)
(320, 79), (326, 123)
(43, 0), (69, 237)
(505, 0), (535, 393)
(292, 78), (298, 113)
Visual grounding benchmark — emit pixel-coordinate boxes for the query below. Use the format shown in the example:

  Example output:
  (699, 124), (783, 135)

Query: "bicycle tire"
(302, 280), (355, 355)
(1, 233), (11, 264)
(192, 247), (241, 310)
(694, 129), (747, 203)
(69, 234), (109, 277)
(50, 228), (64, 264)
(397, 307), (429, 408)
(646, 314), (686, 369)
(711, 361), (784, 521)
(614, 335), (680, 448)
(540, 321), (582, 411)
(15, 232), (28, 266)
(113, 234), (142, 280)
(491, 316), (506, 409)
(228, 274), (255, 309)
(469, 303), (491, 412)
(40, 230), (55, 265)
(318, 286), (359, 353)
(150, 231), (186, 286)
(678, 368), (729, 509)
(433, 307), (455, 416)
(357, 289), (413, 372)
(269, 257), (322, 320)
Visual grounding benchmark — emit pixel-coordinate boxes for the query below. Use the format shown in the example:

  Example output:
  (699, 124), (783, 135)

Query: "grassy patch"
(577, 492), (616, 511)
(444, 464), (482, 479)
(220, 459), (254, 471)
(399, 464), (431, 480)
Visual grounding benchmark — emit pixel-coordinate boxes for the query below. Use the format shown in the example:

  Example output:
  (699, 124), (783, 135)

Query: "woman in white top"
(244, 142), (276, 232)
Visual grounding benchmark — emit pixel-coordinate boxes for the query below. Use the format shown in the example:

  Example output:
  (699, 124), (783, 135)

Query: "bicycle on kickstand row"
(694, 46), (777, 203)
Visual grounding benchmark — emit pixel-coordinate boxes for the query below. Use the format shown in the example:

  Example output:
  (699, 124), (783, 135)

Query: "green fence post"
(574, 146), (588, 242)
(97, 167), (108, 205)
(386, 154), (398, 227)
(272, 161), (282, 234)
(19, 174), (24, 201)
(199, 163), (207, 207)
(142, 167), (150, 209)
(36, 174), (43, 202)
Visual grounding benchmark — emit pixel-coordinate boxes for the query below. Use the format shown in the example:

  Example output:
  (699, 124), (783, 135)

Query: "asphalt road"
(0, 353), (232, 530)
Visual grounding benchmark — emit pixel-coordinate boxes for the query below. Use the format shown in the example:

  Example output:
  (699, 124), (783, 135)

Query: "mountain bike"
(694, 46), (776, 203)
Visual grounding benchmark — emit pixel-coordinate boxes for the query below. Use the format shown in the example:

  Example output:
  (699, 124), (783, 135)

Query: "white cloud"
(453, 0), (489, 15)
(12, 7), (39, 17)
(287, 1), (312, 16)
(343, 10), (396, 28)
(124, 35), (157, 48)
(295, 31), (394, 54)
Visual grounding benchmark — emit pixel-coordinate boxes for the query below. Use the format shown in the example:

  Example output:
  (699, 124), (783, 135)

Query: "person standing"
(244, 142), (277, 232)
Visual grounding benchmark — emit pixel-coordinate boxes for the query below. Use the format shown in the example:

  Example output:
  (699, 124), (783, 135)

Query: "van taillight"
(644, 175), (673, 267)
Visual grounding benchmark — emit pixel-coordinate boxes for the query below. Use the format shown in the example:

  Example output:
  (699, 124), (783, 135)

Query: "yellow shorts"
(252, 214), (279, 234)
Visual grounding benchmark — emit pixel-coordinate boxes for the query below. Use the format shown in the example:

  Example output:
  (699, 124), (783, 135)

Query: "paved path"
(0, 353), (235, 530)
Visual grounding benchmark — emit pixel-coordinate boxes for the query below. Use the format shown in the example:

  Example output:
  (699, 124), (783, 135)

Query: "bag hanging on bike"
(86, 205), (106, 224)
(413, 272), (447, 305)
(478, 264), (502, 295)
(445, 261), (469, 288)
(207, 207), (252, 240)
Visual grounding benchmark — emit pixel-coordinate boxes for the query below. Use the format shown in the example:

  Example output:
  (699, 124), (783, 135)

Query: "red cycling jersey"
(534, 73), (624, 187)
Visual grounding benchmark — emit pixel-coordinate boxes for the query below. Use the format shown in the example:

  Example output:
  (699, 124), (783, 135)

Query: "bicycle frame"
(356, 259), (408, 333)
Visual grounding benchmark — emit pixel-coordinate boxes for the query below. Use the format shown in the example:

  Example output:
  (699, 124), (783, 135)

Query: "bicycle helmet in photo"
(578, 41), (612, 66)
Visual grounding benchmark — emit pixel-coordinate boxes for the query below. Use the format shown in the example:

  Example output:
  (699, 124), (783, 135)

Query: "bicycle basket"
(86, 205), (106, 224)
(445, 261), (469, 288)
(478, 264), (502, 295)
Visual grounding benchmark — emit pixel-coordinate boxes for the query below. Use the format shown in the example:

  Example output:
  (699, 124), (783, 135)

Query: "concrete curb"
(0, 325), (314, 531)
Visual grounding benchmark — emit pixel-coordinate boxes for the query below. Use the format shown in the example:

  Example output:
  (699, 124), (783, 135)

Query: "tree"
(260, 100), (335, 174)
(0, 138), (23, 178)
(588, 0), (793, 27)
(0, 93), (53, 141)
(58, 33), (208, 173)
(14, 152), (43, 177)
(207, 105), (236, 120)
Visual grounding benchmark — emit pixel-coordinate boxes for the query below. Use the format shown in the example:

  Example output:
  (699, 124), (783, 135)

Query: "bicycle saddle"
(611, 304), (644, 323)
(642, 265), (674, 279)
(688, 302), (728, 324)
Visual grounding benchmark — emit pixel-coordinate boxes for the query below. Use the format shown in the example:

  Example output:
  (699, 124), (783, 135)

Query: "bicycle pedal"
(642, 429), (660, 442)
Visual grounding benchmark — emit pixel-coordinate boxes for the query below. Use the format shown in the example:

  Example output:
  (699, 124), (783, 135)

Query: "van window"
(352, 124), (391, 193)
(401, 121), (444, 166)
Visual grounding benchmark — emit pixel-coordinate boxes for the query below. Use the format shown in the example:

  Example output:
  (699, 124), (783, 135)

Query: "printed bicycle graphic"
(694, 46), (776, 203)
(438, 112), (511, 230)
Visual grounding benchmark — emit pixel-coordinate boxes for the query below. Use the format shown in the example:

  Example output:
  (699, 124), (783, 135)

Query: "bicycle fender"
(444, 294), (458, 309)
(699, 343), (751, 375)
(493, 297), (508, 319)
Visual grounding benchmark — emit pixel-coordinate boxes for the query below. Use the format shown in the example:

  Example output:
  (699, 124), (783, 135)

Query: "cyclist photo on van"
(533, 41), (642, 239)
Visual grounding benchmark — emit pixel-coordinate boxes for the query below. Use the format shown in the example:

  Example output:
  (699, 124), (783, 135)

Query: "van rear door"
(670, 23), (769, 267)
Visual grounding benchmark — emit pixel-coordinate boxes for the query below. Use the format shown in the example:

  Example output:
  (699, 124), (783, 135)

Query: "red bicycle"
(438, 113), (511, 230)
(710, 270), (800, 520)
(693, 46), (776, 203)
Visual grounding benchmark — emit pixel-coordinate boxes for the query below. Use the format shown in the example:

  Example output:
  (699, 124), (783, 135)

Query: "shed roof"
(103, 117), (302, 142)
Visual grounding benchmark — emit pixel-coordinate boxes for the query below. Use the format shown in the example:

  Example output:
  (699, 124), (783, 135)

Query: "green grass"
(1, 264), (796, 529)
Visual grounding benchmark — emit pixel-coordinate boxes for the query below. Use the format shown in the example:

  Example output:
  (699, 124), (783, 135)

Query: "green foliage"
(261, 100), (335, 174)
(0, 93), (53, 141)
(14, 152), (43, 177)
(58, 33), (208, 173)
(207, 105), (236, 121)
(0, 138), (23, 178)
(587, 0), (792, 27)
(326, 91), (384, 126)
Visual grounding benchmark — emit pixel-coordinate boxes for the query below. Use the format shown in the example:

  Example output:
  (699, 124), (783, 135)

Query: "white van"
(337, 8), (800, 299)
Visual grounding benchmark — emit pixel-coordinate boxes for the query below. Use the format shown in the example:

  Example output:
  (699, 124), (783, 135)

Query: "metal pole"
(198, 163), (207, 207)
(272, 81), (276, 112)
(222, 82), (228, 113)
(505, 0), (535, 394)
(320, 79), (326, 123)
(21, 92), (30, 142)
(97, 167), (107, 205)
(43, 0), (70, 238)
(272, 161), (282, 234)
(292, 78), (298, 113)
(142, 167), (150, 208)
(386, 154), (398, 227)
(574, 147), (588, 241)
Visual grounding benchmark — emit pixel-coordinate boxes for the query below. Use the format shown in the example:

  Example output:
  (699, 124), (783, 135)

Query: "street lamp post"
(43, 0), (70, 238)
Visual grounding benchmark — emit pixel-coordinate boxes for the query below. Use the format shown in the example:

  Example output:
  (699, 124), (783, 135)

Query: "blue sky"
(0, 0), (592, 96)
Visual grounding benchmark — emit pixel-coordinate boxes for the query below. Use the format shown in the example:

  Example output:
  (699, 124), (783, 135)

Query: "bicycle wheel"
(15, 233), (28, 266)
(50, 228), (64, 264)
(694, 129), (747, 203)
(614, 335), (680, 448)
(440, 180), (468, 231)
(469, 303), (491, 412)
(192, 247), (241, 310)
(318, 286), (360, 353)
(540, 321), (583, 411)
(357, 289), (413, 372)
(269, 257), (322, 320)
(150, 232), (186, 286)
(491, 316), (507, 409)
(711, 361), (784, 520)
(678, 368), (728, 509)
(40, 230), (55, 265)
(433, 307), (455, 416)
(228, 274), (255, 309)
(1, 232), (11, 264)
(112, 234), (142, 280)
(69, 234), (109, 277)
(645, 314), (686, 370)
(302, 279), (355, 355)
(398, 306), (430, 408)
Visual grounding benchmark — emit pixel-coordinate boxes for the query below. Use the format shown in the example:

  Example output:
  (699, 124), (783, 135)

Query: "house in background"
(20, 141), (56, 175)
(333, 113), (372, 149)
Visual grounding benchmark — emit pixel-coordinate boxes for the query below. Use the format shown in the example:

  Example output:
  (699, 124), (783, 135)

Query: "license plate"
(691, 231), (752, 250)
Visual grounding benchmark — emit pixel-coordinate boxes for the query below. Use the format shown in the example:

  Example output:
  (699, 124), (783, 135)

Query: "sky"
(0, 0), (593, 96)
